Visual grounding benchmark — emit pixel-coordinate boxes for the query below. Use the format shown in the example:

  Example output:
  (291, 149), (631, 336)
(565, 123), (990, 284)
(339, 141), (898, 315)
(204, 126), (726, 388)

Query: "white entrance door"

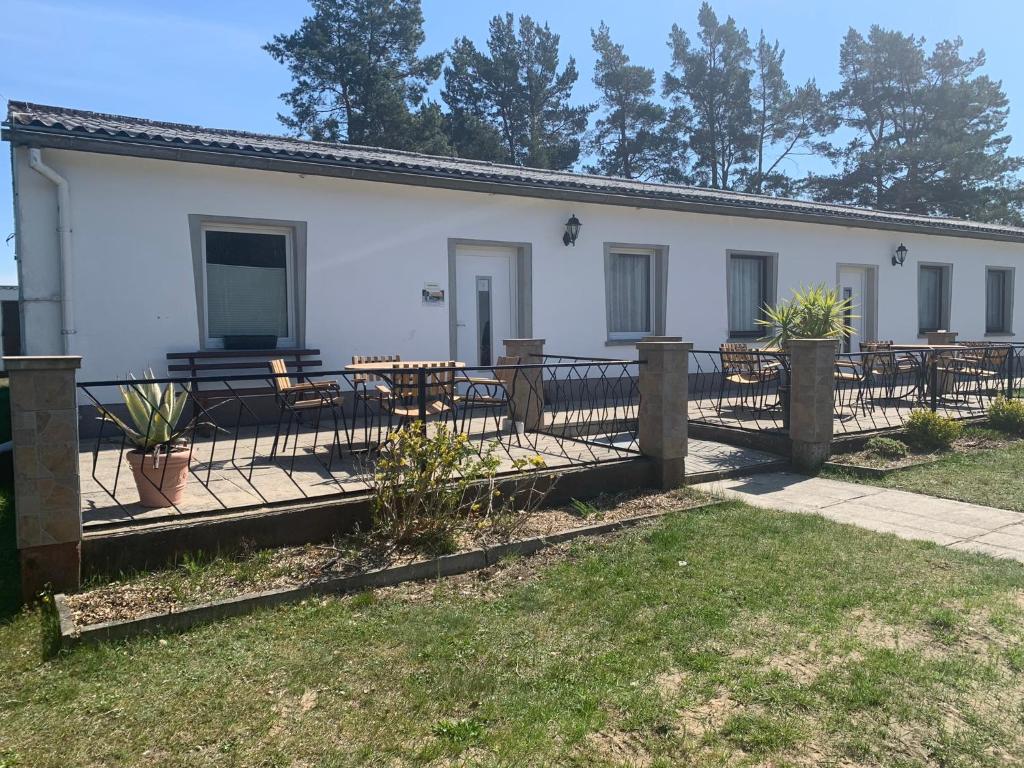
(455, 245), (517, 366)
(838, 266), (871, 353)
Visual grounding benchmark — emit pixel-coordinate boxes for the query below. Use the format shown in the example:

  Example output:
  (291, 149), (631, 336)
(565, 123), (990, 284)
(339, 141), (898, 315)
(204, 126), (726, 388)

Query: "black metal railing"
(77, 357), (642, 522)
(833, 343), (1016, 435)
(688, 348), (790, 433)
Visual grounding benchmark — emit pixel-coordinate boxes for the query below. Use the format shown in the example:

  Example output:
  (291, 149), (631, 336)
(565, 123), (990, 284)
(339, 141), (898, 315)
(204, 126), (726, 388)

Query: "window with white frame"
(605, 248), (655, 340)
(918, 264), (951, 334)
(986, 267), (1013, 334)
(201, 224), (296, 347)
(727, 252), (775, 339)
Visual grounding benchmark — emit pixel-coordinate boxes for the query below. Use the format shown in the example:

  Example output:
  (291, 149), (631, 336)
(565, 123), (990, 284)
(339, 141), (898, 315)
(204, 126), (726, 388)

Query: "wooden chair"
(939, 344), (1010, 401)
(380, 362), (459, 426)
(858, 341), (921, 402)
(458, 356), (521, 436)
(268, 358), (346, 465)
(351, 355), (401, 399)
(717, 343), (781, 414)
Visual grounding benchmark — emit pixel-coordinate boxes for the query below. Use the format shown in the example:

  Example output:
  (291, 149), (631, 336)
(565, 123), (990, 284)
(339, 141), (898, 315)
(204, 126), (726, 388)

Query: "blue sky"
(2, 0), (1023, 285)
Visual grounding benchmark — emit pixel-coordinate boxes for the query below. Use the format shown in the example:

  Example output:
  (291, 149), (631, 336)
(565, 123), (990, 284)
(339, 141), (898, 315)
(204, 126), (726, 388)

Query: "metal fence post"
(930, 357), (939, 412)
(416, 367), (427, 433)
(4, 355), (83, 602)
(1008, 347), (1016, 397)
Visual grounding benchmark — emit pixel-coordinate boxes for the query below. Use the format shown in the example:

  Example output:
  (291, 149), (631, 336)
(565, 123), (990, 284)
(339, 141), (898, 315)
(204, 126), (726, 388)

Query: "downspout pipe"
(28, 147), (75, 353)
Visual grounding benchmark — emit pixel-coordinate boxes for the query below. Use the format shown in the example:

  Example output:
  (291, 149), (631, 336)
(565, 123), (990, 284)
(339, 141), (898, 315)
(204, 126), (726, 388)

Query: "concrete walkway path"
(693, 471), (1024, 563)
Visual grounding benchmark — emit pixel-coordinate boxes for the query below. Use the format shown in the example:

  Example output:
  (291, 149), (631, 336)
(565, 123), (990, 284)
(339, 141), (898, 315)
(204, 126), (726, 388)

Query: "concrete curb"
(55, 502), (725, 649)
(823, 457), (942, 478)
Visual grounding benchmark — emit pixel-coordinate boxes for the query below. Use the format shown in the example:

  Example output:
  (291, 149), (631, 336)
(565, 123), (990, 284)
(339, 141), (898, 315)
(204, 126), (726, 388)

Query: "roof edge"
(6, 118), (1024, 245)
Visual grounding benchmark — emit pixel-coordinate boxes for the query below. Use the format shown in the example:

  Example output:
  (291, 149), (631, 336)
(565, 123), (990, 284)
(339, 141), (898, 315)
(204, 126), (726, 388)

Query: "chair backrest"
(719, 343), (756, 373)
(391, 362), (456, 402)
(859, 340), (893, 351)
(859, 341), (894, 374)
(268, 358), (292, 393)
(494, 355), (521, 388)
(983, 344), (1010, 369)
(351, 354), (401, 384)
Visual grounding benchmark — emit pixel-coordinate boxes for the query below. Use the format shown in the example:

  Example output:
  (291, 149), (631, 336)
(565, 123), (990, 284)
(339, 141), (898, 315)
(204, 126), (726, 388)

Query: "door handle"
(456, 322), (467, 327)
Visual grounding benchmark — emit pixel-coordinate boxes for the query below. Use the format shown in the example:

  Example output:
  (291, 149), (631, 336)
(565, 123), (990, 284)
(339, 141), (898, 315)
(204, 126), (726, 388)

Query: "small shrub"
(987, 396), (1024, 435)
(370, 423), (548, 553)
(904, 410), (963, 451)
(864, 436), (908, 460)
(569, 498), (601, 519)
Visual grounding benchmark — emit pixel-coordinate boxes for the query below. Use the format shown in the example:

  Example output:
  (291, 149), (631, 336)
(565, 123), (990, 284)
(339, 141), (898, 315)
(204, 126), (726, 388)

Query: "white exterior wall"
(12, 146), (1024, 383)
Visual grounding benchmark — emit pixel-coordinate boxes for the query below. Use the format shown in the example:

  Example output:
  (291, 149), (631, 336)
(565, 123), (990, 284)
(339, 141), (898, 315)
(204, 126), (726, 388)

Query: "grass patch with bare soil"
(1, 499), (1024, 766)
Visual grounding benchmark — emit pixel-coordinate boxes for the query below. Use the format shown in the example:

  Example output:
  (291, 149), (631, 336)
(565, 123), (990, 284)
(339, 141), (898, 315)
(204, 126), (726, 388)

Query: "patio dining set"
(713, 340), (1016, 420)
(267, 354), (530, 464)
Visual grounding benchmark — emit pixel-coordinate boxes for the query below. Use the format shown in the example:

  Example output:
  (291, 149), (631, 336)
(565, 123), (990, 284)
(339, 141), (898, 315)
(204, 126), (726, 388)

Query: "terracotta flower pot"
(126, 447), (192, 507)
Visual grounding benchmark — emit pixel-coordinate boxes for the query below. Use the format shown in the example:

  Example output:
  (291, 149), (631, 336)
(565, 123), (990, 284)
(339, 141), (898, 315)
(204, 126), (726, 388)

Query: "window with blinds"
(728, 253), (771, 338)
(606, 250), (653, 339)
(203, 227), (294, 346)
(986, 268), (1013, 334)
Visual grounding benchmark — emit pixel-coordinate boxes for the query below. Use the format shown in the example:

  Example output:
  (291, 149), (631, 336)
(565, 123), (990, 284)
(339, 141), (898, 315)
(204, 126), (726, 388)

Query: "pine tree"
(442, 14), (591, 169)
(663, 2), (755, 189)
(809, 26), (1024, 222)
(745, 32), (832, 196)
(264, 0), (445, 152)
(586, 22), (686, 181)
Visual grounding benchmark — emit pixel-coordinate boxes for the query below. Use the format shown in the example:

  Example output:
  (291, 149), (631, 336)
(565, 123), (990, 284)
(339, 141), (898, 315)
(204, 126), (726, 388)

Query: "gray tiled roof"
(6, 100), (1024, 243)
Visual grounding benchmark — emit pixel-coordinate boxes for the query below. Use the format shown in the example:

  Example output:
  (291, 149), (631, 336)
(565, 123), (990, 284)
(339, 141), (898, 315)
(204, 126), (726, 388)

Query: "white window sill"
(605, 338), (646, 346)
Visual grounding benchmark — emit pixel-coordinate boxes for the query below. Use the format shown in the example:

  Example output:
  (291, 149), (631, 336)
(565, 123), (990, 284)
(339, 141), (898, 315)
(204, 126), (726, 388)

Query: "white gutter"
(28, 148), (75, 353)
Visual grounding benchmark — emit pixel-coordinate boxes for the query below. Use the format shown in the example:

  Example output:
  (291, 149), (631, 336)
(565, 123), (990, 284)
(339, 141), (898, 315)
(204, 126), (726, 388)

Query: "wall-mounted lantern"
(562, 214), (582, 247)
(892, 243), (908, 267)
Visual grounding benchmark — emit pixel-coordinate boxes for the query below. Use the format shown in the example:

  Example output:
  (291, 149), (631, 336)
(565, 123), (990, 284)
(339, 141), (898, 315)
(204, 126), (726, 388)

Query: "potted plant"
(756, 283), (857, 350)
(96, 371), (194, 507)
(757, 284), (857, 427)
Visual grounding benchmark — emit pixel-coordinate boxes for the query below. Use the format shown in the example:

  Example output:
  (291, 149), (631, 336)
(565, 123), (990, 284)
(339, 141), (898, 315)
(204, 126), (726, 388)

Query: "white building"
(5, 101), (1024, 383)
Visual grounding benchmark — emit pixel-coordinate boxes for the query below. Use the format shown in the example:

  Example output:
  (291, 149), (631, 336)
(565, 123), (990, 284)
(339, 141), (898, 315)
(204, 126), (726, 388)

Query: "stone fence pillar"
(788, 339), (835, 474)
(503, 338), (545, 431)
(637, 340), (691, 489)
(5, 356), (82, 601)
(926, 330), (958, 345)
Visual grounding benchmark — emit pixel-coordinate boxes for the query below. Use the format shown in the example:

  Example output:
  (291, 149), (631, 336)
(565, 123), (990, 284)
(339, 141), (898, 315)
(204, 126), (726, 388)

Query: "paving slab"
(694, 471), (1024, 563)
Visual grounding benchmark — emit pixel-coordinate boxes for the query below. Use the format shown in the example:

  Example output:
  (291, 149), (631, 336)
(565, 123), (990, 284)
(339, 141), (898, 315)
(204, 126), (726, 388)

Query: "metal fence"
(76, 357), (642, 521)
(833, 343), (1022, 435)
(688, 348), (790, 433)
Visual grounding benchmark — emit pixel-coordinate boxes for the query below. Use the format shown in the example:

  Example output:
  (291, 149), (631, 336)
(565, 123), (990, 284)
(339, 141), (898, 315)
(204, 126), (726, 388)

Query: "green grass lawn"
(828, 439), (1024, 512)
(2, 502), (1024, 767)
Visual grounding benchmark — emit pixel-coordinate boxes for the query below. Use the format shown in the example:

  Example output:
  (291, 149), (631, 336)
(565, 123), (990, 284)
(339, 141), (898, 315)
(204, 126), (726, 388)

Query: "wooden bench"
(166, 348), (323, 411)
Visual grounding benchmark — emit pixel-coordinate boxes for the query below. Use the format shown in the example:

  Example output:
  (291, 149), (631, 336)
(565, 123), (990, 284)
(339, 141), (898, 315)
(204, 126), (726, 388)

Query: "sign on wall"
(422, 282), (445, 305)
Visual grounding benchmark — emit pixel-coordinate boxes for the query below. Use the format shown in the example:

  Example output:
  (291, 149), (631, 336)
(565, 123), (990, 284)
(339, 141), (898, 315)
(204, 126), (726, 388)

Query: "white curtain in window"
(608, 253), (651, 334)
(729, 256), (764, 334)
(207, 264), (288, 337)
(918, 266), (944, 332)
(987, 270), (1007, 332)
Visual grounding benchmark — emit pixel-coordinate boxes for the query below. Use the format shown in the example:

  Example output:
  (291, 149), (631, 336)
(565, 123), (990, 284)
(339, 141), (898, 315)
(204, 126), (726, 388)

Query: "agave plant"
(756, 283), (858, 349)
(96, 369), (191, 452)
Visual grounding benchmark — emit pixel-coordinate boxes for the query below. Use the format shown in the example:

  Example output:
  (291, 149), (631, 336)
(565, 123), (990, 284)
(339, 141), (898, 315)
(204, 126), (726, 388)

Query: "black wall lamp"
(562, 214), (581, 246)
(892, 243), (908, 267)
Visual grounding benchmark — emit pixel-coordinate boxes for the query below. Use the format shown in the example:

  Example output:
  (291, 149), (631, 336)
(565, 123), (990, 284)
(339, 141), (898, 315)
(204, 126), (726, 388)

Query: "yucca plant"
(756, 283), (858, 348)
(96, 370), (191, 452)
